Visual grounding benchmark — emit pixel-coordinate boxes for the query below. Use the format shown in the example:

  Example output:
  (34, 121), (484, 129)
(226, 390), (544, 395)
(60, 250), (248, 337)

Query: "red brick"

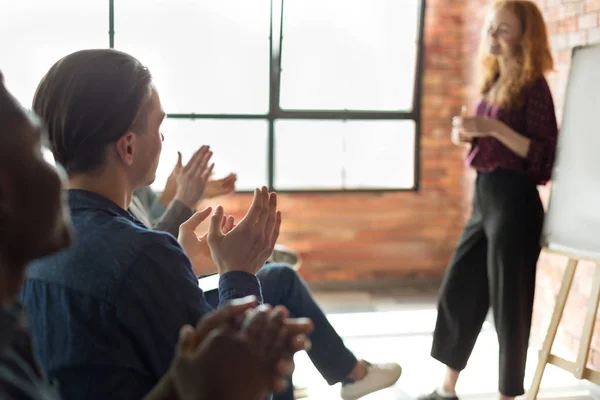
(586, 0), (600, 13)
(568, 30), (588, 46)
(559, 16), (579, 32)
(211, 0), (600, 372)
(556, 50), (573, 64)
(551, 33), (571, 50)
(560, 2), (586, 18)
(546, 7), (561, 20)
(578, 12), (599, 29)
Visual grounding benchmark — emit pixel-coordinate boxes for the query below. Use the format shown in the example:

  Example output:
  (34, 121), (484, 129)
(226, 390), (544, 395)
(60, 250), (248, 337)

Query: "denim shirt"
(21, 189), (262, 400)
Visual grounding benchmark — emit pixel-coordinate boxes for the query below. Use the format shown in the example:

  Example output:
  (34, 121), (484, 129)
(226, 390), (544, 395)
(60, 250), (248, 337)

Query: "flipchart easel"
(527, 250), (600, 399)
(525, 43), (600, 399)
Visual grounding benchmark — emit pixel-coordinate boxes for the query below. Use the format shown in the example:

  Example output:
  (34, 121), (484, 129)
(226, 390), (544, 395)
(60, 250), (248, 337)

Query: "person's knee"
(271, 263), (300, 280)
(257, 264), (303, 307)
(263, 263), (298, 284)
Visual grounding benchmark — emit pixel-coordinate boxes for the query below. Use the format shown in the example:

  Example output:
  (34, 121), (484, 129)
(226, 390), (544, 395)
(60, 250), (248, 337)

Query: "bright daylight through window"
(1, 0), (424, 192)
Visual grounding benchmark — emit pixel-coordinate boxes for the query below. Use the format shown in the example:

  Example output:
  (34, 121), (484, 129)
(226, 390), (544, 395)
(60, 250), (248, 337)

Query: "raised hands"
(177, 207), (235, 276)
(207, 187), (281, 275)
(204, 173), (237, 199)
(169, 296), (313, 400)
(174, 146), (214, 208)
(159, 149), (236, 209)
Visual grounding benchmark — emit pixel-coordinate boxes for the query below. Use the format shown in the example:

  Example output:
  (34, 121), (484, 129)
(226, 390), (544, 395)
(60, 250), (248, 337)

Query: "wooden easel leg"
(573, 263), (600, 379)
(526, 258), (578, 400)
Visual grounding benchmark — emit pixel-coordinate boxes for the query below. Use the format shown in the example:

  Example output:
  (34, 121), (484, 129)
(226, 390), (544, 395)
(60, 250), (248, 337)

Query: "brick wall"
(199, 0), (473, 283)
(198, 0), (600, 371)
(463, 0), (600, 370)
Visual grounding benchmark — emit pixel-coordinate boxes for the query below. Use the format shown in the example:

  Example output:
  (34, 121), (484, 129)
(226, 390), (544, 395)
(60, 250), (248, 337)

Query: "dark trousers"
(431, 169), (544, 397)
(205, 263), (357, 400)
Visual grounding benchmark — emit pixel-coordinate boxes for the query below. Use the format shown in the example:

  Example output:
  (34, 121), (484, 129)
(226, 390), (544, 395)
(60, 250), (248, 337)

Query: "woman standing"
(420, 1), (558, 400)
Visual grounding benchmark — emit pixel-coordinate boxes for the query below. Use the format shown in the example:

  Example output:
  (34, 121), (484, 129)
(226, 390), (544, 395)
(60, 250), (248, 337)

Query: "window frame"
(108, 0), (426, 193)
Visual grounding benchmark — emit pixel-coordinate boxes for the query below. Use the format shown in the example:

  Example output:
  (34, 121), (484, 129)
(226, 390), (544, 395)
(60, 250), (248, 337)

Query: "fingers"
(270, 211), (282, 249)
(267, 307), (291, 362)
(176, 324), (196, 356)
(183, 145), (210, 174)
(201, 163), (215, 181)
(241, 304), (272, 339)
(288, 334), (312, 354)
(241, 188), (280, 261)
(192, 296), (259, 347)
(224, 173), (237, 183)
(272, 359), (295, 393)
(282, 318), (314, 338)
(176, 151), (183, 169)
(260, 186), (269, 219)
(263, 193), (278, 246)
(179, 207), (212, 233)
(208, 205), (226, 242)
(452, 117), (460, 127)
(223, 215), (235, 234)
(251, 187), (271, 234)
(192, 152), (213, 180)
(261, 305), (288, 355)
(275, 358), (295, 378)
(215, 173), (236, 185)
(243, 188), (265, 226)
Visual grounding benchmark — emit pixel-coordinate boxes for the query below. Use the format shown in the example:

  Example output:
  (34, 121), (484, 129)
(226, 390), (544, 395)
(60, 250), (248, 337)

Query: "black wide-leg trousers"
(431, 168), (544, 397)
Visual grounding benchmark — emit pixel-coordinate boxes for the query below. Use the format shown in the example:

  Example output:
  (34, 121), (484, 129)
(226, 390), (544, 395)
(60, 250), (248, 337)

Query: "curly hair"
(478, 0), (554, 108)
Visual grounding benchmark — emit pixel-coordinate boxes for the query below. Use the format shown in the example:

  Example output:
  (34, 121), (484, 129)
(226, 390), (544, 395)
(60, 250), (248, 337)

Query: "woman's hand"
(452, 112), (531, 158)
(451, 109), (498, 145)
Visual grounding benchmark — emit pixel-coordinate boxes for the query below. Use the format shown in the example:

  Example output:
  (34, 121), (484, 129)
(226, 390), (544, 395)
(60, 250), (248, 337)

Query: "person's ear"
(115, 132), (137, 167)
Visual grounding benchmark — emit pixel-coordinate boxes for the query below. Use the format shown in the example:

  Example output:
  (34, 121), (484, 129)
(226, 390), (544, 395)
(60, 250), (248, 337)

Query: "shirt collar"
(67, 189), (142, 226)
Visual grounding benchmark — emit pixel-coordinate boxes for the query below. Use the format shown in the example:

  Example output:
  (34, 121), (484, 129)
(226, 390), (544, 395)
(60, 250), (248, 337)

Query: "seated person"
(130, 151), (403, 400)
(19, 49), (311, 400)
(0, 70), (309, 400)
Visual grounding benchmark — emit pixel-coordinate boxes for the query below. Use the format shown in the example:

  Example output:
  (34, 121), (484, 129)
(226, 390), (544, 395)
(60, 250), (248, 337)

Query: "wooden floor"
(290, 284), (600, 400)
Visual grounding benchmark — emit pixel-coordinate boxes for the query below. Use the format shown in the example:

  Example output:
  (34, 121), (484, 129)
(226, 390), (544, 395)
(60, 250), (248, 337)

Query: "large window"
(1, 0), (425, 192)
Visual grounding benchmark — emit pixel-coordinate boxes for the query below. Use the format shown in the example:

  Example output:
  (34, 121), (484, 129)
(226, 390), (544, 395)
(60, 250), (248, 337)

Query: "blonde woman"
(420, 1), (558, 399)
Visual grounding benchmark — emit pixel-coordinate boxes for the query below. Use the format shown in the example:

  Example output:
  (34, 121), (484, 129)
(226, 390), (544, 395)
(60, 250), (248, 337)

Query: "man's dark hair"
(32, 49), (152, 175)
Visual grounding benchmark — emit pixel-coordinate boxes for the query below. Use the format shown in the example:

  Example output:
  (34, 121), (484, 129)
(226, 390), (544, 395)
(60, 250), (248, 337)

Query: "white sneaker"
(340, 362), (402, 400)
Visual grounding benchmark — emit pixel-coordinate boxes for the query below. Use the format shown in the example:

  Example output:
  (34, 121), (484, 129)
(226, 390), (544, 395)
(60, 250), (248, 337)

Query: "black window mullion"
(109, 0), (114, 48)
(267, 0), (285, 192)
(412, 0), (426, 191)
(124, 0), (425, 193)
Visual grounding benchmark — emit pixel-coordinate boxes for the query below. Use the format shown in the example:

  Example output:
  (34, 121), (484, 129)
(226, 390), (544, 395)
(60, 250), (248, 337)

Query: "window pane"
(274, 120), (415, 190)
(279, 0), (419, 111)
(0, 0), (108, 108)
(115, 0), (270, 114)
(152, 119), (268, 192)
